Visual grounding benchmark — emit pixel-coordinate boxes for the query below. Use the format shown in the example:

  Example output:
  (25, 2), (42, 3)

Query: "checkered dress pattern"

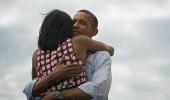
(36, 38), (87, 91)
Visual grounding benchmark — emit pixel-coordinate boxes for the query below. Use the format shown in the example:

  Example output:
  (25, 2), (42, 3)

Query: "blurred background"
(0, 0), (170, 100)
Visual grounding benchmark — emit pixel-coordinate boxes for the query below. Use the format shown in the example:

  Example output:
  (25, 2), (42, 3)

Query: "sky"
(0, 0), (170, 100)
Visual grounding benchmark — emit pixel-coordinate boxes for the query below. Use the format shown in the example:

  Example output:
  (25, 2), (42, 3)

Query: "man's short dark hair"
(78, 9), (98, 28)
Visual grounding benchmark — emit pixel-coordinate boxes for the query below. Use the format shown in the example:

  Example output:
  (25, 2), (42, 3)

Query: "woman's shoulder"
(72, 35), (90, 42)
(34, 48), (40, 53)
(33, 48), (42, 57)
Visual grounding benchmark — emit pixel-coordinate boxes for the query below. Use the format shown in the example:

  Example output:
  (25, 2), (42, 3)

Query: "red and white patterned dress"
(36, 38), (86, 91)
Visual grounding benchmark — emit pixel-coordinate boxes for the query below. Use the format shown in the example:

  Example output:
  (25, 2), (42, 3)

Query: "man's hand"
(52, 63), (83, 80)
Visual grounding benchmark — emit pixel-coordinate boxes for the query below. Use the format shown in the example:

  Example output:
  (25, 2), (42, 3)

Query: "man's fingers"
(66, 63), (82, 68)
(65, 64), (85, 74)
(67, 66), (83, 73)
(41, 91), (49, 97)
(57, 57), (65, 66)
(71, 73), (81, 77)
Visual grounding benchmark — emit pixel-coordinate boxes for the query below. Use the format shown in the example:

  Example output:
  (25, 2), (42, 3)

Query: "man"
(23, 9), (113, 100)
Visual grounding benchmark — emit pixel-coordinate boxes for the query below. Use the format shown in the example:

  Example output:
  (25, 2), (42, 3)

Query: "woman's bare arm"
(73, 35), (114, 56)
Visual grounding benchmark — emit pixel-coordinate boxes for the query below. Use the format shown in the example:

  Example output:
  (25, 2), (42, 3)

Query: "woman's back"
(36, 38), (86, 91)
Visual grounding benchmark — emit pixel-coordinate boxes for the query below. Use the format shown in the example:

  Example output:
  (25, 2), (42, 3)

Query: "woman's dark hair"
(38, 9), (72, 51)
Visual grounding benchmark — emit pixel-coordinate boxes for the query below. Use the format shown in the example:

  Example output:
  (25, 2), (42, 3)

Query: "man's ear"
(92, 28), (98, 36)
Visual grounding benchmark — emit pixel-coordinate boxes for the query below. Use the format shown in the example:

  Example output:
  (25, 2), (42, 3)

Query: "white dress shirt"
(23, 51), (112, 100)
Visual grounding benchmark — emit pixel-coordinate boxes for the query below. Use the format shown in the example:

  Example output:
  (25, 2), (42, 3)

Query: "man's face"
(72, 12), (97, 38)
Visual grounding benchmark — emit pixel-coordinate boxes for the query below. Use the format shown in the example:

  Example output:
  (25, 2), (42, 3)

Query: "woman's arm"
(73, 35), (114, 56)
(32, 50), (38, 79)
